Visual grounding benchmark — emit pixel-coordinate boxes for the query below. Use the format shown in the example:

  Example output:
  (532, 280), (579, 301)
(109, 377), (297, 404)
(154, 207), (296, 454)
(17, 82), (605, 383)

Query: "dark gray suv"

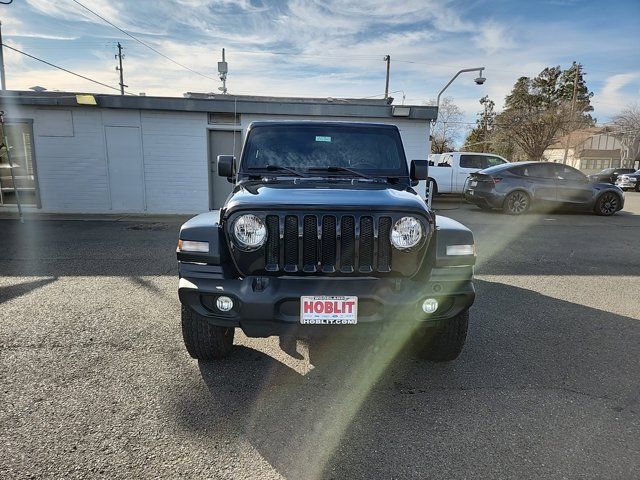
(463, 161), (624, 216)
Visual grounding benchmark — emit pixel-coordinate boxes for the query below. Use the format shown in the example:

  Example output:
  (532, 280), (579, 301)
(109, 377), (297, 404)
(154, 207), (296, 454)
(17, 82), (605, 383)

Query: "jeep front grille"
(262, 213), (394, 274)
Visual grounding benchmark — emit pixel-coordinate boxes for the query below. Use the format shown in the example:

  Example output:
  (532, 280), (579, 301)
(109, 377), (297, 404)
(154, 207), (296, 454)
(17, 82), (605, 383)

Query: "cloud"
(473, 21), (515, 54)
(6, 0), (639, 131)
(593, 72), (640, 116)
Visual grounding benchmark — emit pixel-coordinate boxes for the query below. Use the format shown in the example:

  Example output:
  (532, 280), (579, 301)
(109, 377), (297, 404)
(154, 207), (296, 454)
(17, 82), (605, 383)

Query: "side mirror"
(217, 155), (235, 178)
(410, 159), (428, 181)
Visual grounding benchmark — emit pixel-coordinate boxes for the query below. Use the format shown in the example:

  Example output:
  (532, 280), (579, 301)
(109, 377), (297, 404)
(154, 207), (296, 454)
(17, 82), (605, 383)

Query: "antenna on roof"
(218, 48), (228, 94)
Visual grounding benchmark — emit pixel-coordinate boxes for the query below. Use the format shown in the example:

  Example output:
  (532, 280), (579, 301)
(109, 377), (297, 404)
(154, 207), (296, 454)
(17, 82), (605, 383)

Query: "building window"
(0, 121), (39, 207)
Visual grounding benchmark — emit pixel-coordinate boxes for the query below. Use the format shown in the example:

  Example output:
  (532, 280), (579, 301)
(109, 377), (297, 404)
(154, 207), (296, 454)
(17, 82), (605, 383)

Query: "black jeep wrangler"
(177, 121), (476, 361)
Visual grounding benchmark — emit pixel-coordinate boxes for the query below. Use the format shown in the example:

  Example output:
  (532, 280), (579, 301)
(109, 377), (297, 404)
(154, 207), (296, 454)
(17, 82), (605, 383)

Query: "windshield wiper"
(307, 166), (373, 180)
(250, 164), (309, 177)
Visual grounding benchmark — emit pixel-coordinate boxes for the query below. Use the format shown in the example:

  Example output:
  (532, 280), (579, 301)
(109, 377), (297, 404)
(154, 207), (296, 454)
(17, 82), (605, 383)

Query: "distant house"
(544, 128), (628, 173)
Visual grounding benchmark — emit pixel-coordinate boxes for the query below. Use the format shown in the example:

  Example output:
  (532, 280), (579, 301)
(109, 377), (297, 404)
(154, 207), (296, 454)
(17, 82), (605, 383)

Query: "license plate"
(300, 296), (358, 325)
(470, 180), (478, 187)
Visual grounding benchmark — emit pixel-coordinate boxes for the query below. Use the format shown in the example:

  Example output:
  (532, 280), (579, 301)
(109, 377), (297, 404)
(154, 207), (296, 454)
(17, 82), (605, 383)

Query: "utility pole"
(0, 21), (6, 90)
(115, 42), (127, 95)
(483, 100), (488, 153)
(383, 55), (390, 100)
(562, 62), (580, 164)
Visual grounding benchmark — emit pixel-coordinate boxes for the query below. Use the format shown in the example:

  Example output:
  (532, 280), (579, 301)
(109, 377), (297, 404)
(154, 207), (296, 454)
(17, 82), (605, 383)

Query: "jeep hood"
(223, 182), (429, 216)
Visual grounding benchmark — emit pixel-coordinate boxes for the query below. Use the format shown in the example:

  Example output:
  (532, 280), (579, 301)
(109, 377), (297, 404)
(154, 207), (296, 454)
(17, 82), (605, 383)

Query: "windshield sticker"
(315, 136), (332, 142)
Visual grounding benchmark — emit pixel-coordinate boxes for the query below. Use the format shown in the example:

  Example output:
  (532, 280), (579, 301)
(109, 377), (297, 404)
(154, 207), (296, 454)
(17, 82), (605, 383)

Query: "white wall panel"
(141, 110), (208, 213)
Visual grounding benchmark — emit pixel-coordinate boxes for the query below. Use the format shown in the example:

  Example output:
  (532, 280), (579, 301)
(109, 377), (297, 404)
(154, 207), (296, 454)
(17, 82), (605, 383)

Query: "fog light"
(422, 298), (439, 314)
(216, 296), (234, 312)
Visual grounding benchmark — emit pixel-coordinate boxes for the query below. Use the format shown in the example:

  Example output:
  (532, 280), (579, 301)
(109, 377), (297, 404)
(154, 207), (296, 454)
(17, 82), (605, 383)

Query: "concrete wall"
(3, 105), (429, 213)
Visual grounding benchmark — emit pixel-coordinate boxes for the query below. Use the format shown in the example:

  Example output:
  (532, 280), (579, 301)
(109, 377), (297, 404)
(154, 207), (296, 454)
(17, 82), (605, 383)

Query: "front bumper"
(178, 263), (475, 338)
(616, 179), (636, 189)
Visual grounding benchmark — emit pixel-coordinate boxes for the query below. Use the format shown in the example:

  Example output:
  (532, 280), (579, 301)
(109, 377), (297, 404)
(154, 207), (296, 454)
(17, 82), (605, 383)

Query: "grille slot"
(284, 215), (298, 270)
(359, 216), (374, 272)
(321, 216), (337, 271)
(302, 215), (318, 271)
(265, 215), (280, 269)
(378, 217), (392, 272)
(340, 216), (355, 272)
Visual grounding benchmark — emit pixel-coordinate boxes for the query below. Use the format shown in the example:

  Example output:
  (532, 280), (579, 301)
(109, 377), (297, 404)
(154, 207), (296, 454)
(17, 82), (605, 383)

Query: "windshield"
(240, 124), (408, 177)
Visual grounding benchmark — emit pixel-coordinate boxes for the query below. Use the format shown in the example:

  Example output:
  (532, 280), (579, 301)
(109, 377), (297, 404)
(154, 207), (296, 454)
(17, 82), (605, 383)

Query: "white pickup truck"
(427, 152), (509, 194)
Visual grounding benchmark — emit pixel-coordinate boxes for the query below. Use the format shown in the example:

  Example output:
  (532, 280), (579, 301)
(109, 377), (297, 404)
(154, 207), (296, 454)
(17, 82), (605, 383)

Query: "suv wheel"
(416, 310), (469, 362)
(503, 191), (530, 215)
(181, 305), (235, 360)
(595, 192), (620, 216)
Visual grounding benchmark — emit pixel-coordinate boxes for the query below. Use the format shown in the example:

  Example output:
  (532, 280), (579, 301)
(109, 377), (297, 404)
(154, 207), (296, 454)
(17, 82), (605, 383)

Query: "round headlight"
(390, 216), (423, 251)
(233, 214), (267, 250)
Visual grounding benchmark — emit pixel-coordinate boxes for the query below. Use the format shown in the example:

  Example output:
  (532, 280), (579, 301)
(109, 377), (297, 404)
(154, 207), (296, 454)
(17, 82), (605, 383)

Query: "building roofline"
(1, 90), (438, 121)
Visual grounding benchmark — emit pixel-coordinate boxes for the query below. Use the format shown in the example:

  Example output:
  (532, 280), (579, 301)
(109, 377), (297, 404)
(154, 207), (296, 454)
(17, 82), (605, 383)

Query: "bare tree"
(427, 96), (463, 153)
(611, 104), (640, 167)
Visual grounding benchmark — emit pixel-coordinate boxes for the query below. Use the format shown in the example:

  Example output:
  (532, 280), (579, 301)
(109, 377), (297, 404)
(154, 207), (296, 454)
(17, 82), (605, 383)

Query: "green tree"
(493, 63), (594, 160)
(463, 96), (496, 153)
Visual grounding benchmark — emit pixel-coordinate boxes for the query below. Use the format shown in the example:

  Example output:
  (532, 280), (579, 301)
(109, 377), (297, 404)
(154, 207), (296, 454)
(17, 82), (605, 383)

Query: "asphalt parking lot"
(2, 193), (640, 479)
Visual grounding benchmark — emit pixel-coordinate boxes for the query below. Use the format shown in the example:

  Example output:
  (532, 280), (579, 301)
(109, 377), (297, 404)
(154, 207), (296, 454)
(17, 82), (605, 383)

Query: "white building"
(1, 91), (435, 214)
(544, 128), (630, 173)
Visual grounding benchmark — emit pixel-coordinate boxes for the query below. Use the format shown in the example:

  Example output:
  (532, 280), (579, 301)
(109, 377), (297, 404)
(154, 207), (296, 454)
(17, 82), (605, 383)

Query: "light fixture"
(422, 298), (439, 314)
(446, 244), (476, 256)
(390, 216), (424, 251)
(177, 239), (209, 253)
(216, 296), (234, 312)
(233, 214), (267, 250)
(392, 106), (411, 117)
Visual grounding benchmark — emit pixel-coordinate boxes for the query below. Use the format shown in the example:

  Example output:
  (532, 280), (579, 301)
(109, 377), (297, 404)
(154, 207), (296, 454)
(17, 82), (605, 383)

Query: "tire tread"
(417, 310), (469, 362)
(181, 305), (234, 360)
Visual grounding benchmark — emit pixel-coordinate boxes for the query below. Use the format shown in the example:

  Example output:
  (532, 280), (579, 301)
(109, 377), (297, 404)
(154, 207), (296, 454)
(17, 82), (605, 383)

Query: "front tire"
(595, 192), (621, 216)
(503, 190), (530, 215)
(181, 305), (235, 360)
(416, 310), (469, 362)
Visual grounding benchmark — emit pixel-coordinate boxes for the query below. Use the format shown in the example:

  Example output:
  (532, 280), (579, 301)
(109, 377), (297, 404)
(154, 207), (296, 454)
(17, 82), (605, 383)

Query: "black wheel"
(503, 191), (530, 215)
(416, 310), (469, 362)
(595, 192), (621, 216)
(181, 305), (234, 360)
(635, 183), (640, 192)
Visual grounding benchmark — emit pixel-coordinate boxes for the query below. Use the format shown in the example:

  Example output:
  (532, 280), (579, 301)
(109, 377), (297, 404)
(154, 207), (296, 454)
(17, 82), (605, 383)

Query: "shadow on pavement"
(174, 279), (640, 479)
(0, 277), (57, 304)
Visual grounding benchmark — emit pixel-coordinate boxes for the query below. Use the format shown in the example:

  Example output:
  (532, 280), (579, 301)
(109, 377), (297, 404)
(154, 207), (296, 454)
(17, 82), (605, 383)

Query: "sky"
(2, 0), (639, 138)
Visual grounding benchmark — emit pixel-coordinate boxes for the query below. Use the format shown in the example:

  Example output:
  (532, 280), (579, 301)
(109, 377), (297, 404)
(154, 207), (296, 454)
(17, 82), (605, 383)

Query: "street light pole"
(427, 66), (486, 208)
(435, 67), (486, 118)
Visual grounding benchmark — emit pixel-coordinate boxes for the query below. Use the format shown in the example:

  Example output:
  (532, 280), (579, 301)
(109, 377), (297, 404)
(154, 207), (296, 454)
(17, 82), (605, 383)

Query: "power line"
(69, 0), (217, 82)
(1, 43), (129, 94)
